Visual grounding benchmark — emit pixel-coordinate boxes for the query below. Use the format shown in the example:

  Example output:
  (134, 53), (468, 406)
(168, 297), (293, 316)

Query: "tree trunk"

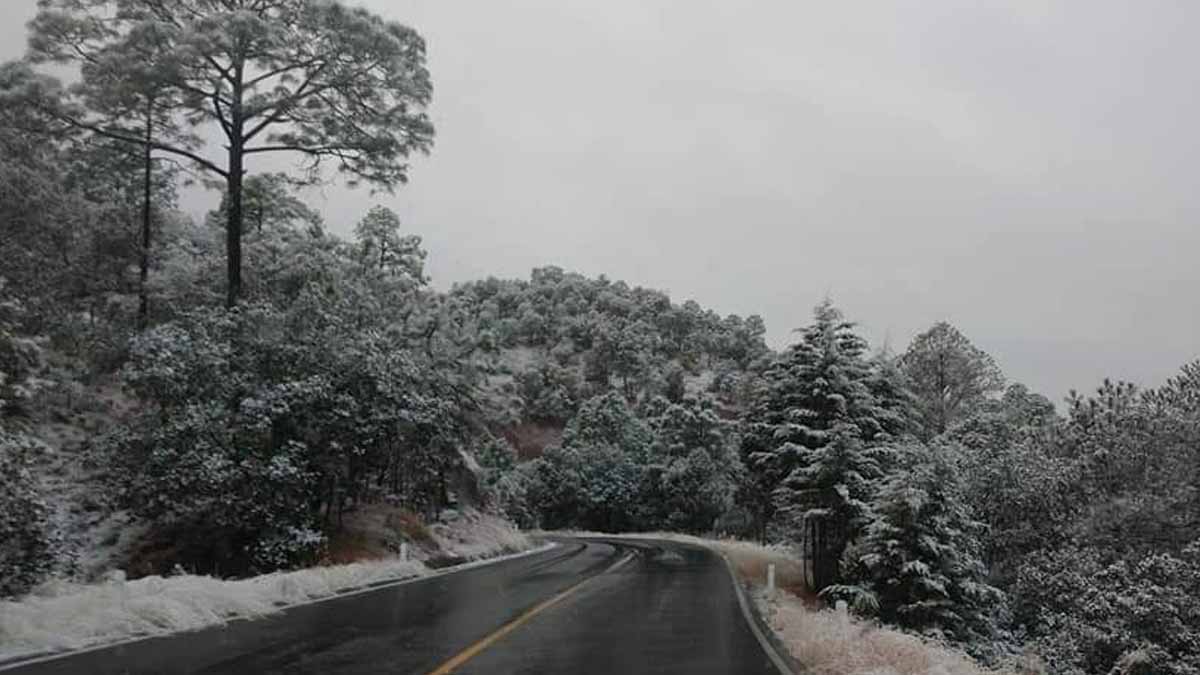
(225, 145), (244, 309)
(138, 104), (153, 329)
(225, 60), (246, 309)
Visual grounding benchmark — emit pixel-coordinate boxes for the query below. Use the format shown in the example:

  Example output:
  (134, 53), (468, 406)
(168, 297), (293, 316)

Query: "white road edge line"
(716, 551), (796, 675)
(0, 541), (560, 673)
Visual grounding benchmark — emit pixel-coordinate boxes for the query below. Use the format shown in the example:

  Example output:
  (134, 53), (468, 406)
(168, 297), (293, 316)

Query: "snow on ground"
(756, 591), (1044, 675)
(429, 510), (531, 560)
(0, 512), (536, 665)
(28, 373), (146, 581)
(0, 559), (427, 662)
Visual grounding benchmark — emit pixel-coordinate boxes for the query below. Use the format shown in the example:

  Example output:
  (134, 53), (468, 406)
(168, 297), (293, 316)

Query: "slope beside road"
(2, 538), (787, 675)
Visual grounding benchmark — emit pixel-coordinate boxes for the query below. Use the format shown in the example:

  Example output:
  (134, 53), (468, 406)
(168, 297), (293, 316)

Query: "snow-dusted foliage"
(1012, 545), (1200, 675)
(562, 391), (654, 458)
(515, 360), (582, 424)
(101, 300), (475, 575)
(7, 35), (1200, 672)
(83, 200), (487, 577)
(0, 280), (43, 417)
(499, 391), (741, 534)
(641, 394), (739, 532)
(0, 286), (62, 598)
(454, 266), (770, 416)
(657, 449), (730, 533)
(0, 430), (62, 598)
(899, 322), (1006, 439)
(741, 300), (905, 588)
(474, 435), (517, 486)
(827, 445), (1003, 652)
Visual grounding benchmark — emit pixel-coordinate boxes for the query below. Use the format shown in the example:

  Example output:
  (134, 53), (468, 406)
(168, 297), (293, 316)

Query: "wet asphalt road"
(4, 538), (783, 675)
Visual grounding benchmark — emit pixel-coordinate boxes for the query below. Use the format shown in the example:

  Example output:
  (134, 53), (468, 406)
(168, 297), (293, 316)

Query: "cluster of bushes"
(485, 391), (741, 535)
(104, 302), (472, 575)
(0, 281), (65, 596)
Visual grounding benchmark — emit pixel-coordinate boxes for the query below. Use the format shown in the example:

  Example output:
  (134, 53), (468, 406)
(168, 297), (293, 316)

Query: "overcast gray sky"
(4, 0), (1199, 401)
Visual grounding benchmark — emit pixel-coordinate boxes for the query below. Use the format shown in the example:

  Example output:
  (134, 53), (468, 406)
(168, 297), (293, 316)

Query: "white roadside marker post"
(401, 543), (408, 562)
(767, 563), (776, 597)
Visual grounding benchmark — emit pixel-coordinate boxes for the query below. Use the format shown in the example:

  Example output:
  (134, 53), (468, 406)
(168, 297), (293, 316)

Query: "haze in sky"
(3, 0), (1197, 402)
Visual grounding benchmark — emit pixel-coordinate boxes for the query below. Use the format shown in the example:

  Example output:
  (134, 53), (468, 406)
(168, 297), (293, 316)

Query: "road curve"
(4, 537), (785, 675)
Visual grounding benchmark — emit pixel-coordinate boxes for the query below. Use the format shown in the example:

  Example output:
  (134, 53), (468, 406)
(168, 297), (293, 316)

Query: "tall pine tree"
(741, 300), (902, 587)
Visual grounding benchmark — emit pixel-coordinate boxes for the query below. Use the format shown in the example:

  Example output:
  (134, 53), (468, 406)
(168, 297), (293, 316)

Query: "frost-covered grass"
(0, 511), (536, 664)
(429, 510), (531, 560)
(757, 591), (1045, 675)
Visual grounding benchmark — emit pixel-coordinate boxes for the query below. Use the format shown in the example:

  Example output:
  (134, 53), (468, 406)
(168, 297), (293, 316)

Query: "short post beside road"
(767, 563), (776, 596)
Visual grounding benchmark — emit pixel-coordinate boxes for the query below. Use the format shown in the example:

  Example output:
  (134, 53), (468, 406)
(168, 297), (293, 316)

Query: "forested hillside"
(1, 2), (1198, 674)
(453, 269), (769, 452)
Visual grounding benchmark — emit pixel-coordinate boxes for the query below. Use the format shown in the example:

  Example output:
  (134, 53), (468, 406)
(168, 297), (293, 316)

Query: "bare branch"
(69, 117), (228, 178)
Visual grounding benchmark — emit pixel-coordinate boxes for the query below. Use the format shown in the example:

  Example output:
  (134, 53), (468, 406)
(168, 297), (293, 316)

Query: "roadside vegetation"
(0, 510), (532, 663)
(0, 2), (1197, 675)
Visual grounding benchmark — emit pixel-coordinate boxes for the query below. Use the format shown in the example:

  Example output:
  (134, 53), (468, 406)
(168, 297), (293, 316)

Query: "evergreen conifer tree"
(827, 444), (1003, 647)
(741, 300), (899, 585)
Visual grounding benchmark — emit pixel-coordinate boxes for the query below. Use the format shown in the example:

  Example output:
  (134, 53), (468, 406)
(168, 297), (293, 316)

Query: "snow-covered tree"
(641, 394), (740, 532)
(475, 435), (517, 486)
(827, 444), (1003, 649)
(741, 300), (897, 576)
(27, 0), (435, 308)
(572, 444), (641, 532)
(562, 391), (652, 460)
(900, 322), (1005, 438)
(643, 394), (730, 462)
(779, 423), (890, 590)
(659, 448), (731, 533)
(516, 360), (581, 424)
(354, 205), (427, 286)
(109, 295), (474, 574)
(947, 384), (1069, 578)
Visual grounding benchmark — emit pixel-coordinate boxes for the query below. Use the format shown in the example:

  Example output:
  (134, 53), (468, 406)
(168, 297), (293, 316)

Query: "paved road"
(4, 538), (785, 675)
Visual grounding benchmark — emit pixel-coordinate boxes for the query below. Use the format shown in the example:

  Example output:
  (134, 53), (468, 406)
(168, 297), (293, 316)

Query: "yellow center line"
(424, 553), (633, 675)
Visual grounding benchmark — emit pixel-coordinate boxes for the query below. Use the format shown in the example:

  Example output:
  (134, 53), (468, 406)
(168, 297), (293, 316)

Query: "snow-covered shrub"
(474, 435), (516, 486)
(1011, 544), (1200, 675)
(0, 279), (44, 416)
(0, 430), (61, 597)
(250, 527), (327, 571)
(106, 304), (471, 575)
(491, 470), (537, 529)
(515, 361), (580, 424)
(499, 392), (744, 534)
(0, 283), (61, 597)
(658, 449), (730, 533)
